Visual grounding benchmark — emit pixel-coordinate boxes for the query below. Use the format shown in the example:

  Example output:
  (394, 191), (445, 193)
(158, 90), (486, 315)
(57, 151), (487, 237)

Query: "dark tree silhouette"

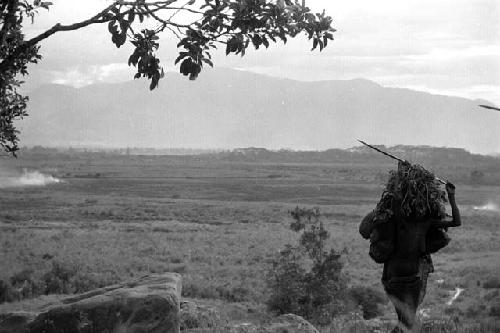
(0, 0), (335, 154)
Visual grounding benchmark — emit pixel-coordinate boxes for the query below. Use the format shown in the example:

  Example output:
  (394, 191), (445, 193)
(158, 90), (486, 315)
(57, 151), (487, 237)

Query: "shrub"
(348, 285), (387, 319)
(180, 301), (226, 330)
(169, 257), (184, 264)
(0, 279), (16, 303)
(10, 269), (35, 286)
(182, 281), (218, 299)
(490, 303), (500, 317)
(267, 244), (308, 315)
(167, 264), (187, 274)
(470, 170), (485, 185)
(465, 303), (487, 318)
(216, 285), (250, 302)
(8, 268), (48, 300)
(484, 289), (499, 302)
(267, 207), (347, 325)
(42, 261), (78, 294)
(483, 277), (500, 289)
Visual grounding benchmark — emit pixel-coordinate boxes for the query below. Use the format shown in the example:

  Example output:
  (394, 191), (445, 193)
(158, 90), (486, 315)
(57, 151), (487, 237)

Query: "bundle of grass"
(374, 161), (447, 223)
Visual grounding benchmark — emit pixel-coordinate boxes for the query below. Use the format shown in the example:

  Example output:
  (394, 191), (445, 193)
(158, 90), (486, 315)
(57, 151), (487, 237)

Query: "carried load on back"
(358, 141), (451, 263)
(373, 161), (447, 224)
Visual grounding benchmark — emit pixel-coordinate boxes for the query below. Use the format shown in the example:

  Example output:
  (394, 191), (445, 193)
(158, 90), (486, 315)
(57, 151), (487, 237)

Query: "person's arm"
(433, 182), (461, 229)
(359, 211), (376, 239)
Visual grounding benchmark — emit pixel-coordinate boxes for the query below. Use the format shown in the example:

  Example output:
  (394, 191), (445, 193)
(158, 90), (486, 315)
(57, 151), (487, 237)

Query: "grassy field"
(0, 152), (499, 329)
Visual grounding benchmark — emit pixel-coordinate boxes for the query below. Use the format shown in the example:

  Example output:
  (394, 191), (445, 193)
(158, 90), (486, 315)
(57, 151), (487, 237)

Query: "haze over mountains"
(18, 68), (500, 155)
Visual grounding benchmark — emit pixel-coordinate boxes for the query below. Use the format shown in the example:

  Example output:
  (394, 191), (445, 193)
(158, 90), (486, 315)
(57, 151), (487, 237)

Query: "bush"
(490, 303), (500, 317)
(484, 289), (499, 302)
(216, 285), (251, 302)
(10, 269), (35, 286)
(348, 285), (387, 319)
(267, 207), (347, 325)
(470, 170), (485, 184)
(42, 261), (78, 294)
(483, 277), (500, 289)
(182, 281), (218, 299)
(180, 301), (226, 330)
(465, 303), (487, 318)
(266, 245), (308, 315)
(0, 279), (16, 303)
(10, 269), (45, 300)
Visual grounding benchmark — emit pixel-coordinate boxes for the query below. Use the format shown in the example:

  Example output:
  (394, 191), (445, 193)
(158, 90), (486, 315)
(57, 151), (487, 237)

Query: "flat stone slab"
(0, 273), (181, 333)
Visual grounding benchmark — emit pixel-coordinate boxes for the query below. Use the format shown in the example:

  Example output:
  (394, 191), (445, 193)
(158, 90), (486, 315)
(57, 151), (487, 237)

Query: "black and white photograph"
(0, 0), (499, 332)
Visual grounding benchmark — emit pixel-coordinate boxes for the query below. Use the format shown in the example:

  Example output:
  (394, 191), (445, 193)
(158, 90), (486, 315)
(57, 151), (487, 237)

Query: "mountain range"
(17, 68), (500, 154)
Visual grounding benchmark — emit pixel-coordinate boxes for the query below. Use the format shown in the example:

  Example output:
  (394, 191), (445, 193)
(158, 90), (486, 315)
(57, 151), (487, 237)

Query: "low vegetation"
(267, 207), (348, 325)
(0, 150), (499, 330)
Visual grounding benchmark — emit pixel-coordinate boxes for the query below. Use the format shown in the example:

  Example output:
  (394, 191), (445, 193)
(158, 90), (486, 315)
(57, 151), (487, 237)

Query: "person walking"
(360, 165), (461, 332)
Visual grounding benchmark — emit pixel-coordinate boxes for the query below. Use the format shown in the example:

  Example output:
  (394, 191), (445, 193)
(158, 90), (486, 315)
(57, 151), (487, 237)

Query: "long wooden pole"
(357, 139), (447, 185)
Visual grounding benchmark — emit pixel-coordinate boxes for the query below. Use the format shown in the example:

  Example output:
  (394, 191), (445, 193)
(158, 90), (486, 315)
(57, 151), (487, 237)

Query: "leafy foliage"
(267, 207), (347, 325)
(0, 1), (45, 155)
(0, 0), (335, 154)
(374, 161), (447, 223)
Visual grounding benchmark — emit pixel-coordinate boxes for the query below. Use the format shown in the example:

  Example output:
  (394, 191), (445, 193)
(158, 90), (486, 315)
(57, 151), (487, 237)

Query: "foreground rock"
(0, 273), (181, 333)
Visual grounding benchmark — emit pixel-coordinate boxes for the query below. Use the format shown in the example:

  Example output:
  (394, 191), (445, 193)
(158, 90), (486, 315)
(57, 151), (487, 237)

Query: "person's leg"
(387, 294), (407, 332)
(418, 258), (432, 306)
(389, 324), (405, 333)
(385, 278), (422, 332)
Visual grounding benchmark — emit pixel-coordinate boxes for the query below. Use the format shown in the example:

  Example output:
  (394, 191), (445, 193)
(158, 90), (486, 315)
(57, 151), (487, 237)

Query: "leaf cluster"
(128, 29), (164, 89)
(374, 161), (447, 223)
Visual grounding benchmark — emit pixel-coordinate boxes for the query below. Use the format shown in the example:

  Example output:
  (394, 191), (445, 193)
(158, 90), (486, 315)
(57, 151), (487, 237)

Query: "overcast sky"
(24, 0), (500, 105)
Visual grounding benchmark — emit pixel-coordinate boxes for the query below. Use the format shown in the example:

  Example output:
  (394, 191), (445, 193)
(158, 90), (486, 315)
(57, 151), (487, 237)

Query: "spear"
(357, 139), (447, 185)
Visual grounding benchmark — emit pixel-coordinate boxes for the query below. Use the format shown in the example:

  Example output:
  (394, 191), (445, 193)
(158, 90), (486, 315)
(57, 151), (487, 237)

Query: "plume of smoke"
(473, 202), (499, 212)
(0, 168), (61, 188)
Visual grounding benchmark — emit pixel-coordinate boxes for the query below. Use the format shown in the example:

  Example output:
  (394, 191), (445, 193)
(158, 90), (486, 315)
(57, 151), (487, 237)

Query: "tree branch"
(0, 2), (119, 74)
(0, 0), (203, 74)
(164, 24), (181, 39)
(167, 0), (194, 21)
(25, 4), (118, 46)
(163, 6), (202, 15)
(144, 5), (193, 34)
